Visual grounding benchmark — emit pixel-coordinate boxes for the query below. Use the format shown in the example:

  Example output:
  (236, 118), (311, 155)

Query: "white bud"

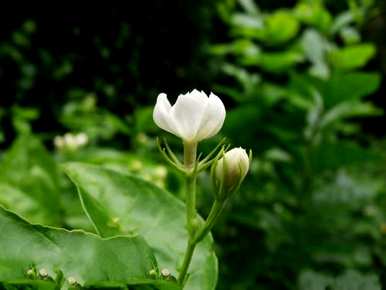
(161, 268), (170, 277)
(38, 268), (48, 278)
(53, 136), (64, 149)
(67, 277), (78, 285)
(154, 166), (167, 179)
(214, 147), (250, 197)
(63, 133), (78, 150)
(153, 89), (226, 143)
(75, 133), (88, 146)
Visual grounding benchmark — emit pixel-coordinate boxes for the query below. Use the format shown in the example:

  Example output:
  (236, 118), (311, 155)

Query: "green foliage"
(0, 1), (384, 290)
(60, 94), (130, 142)
(209, 0), (385, 289)
(328, 44), (376, 70)
(0, 206), (178, 290)
(64, 163), (218, 290)
(0, 134), (61, 225)
(299, 270), (381, 290)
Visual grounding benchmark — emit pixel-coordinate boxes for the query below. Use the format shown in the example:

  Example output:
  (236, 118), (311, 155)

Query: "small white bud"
(63, 133), (78, 150)
(161, 268), (170, 277)
(154, 166), (167, 179)
(214, 147), (250, 198)
(67, 276), (78, 285)
(75, 133), (88, 146)
(53, 136), (64, 149)
(38, 268), (48, 278)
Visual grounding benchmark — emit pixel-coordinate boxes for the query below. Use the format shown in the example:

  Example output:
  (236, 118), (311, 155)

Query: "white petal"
(170, 90), (209, 141)
(153, 93), (180, 136)
(195, 92), (226, 141)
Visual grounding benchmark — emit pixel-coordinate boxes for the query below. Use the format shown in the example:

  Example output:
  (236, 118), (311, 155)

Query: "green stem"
(178, 241), (195, 285)
(178, 141), (198, 286)
(183, 141), (198, 235)
(178, 141), (225, 287)
(183, 141), (197, 169)
(194, 200), (224, 243)
(186, 174), (197, 235)
(178, 199), (225, 286)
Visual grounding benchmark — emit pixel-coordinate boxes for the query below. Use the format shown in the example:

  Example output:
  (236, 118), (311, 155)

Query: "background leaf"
(328, 44), (376, 70)
(0, 134), (61, 225)
(299, 270), (381, 290)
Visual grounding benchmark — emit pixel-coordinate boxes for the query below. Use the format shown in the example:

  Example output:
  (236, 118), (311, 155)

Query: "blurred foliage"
(0, 1), (385, 290)
(209, 0), (386, 289)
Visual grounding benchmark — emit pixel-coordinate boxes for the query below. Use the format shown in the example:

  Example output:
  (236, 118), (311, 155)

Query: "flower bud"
(75, 132), (88, 146)
(214, 147), (250, 199)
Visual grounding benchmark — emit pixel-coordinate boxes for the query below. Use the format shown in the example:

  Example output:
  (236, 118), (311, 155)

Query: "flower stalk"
(178, 142), (198, 285)
(153, 89), (250, 288)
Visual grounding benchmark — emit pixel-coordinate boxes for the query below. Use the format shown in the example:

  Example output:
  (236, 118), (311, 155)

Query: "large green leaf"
(0, 206), (179, 290)
(0, 134), (61, 225)
(64, 163), (218, 290)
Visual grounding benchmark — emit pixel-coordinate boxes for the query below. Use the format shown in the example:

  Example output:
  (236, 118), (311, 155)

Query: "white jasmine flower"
(153, 89), (226, 143)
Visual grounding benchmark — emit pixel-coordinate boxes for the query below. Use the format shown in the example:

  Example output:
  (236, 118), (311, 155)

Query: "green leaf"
(320, 101), (382, 129)
(312, 72), (381, 107)
(210, 40), (261, 65)
(263, 11), (299, 45)
(328, 44), (376, 70)
(340, 27), (361, 45)
(330, 11), (354, 35)
(294, 2), (332, 32)
(63, 163), (218, 290)
(0, 206), (179, 290)
(230, 13), (263, 38)
(230, 10), (299, 45)
(260, 51), (304, 73)
(0, 183), (49, 225)
(239, 0), (260, 16)
(0, 134), (61, 225)
(309, 142), (378, 172)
